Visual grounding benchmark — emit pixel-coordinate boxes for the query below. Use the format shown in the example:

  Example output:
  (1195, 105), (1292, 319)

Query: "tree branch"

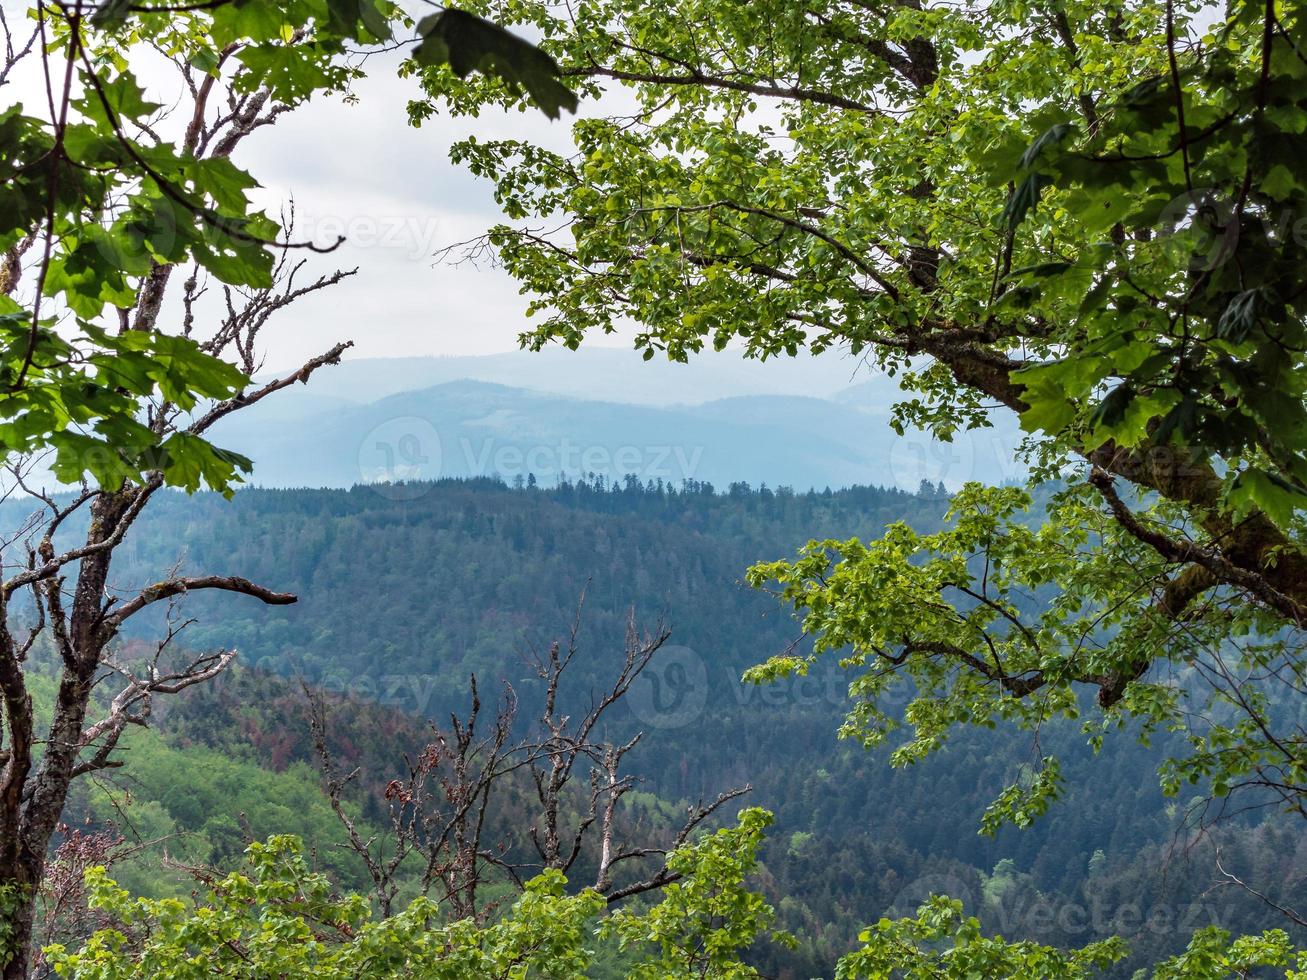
(102, 576), (296, 629)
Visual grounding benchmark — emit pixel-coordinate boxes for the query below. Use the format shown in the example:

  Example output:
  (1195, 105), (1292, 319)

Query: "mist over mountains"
(212, 349), (1026, 491)
(258, 346), (876, 406)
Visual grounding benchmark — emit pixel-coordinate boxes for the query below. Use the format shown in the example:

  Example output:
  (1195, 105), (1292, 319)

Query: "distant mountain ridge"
(212, 372), (1027, 492)
(3, 350), (1027, 494)
(257, 347), (879, 407)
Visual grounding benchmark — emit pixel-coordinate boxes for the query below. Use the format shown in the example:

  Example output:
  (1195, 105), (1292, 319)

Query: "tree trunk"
(0, 495), (129, 978)
(0, 852), (41, 980)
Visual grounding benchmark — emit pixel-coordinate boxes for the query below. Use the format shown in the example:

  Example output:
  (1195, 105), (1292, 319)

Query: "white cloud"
(0, 9), (630, 368)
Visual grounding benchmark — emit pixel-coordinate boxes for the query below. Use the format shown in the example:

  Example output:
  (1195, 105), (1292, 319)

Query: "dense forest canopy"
(0, 0), (1303, 976)
(40, 477), (1303, 977)
(417, 0), (1307, 836)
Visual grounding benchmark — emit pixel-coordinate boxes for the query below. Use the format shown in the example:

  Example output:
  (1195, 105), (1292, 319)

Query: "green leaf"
(159, 431), (252, 495)
(1088, 382), (1135, 433)
(1019, 122), (1076, 170)
(1006, 260), (1073, 280)
(1002, 172), (1052, 228)
(1216, 289), (1264, 343)
(1151, 395), (1200, 446)
(414, 9), (578, 119)
(1229, 468), (1305, 528)
(1261, 163), (1298, 201)
(90, 0), (134, 28)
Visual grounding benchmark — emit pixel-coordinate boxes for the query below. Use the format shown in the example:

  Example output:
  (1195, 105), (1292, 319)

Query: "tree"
(42, 812), (791, 979)
(414, 0), (1306, 844)
(43, 835), (609, 980)
(0, 1), (574, 973)
(7, 0), (1307, 972)
(310, 603), (749, 921)
(45, 827), (1300, 978)
(833, 896), (1299, 979)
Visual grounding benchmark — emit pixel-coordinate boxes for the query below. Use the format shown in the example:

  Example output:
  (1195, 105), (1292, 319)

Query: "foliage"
(0, 883), (27, 971)
(1147, 926), (1303, 980)
(39, 823), (1306, 979)
(45, 477), (1302, 977)
(413, 9), (577, 119)
(838, 901), (1303, 979)
(0, 0), (571, 494)
(0, 2), (574, 973)
(45, 810), (792, 979)
(605, 808), (794, 978)
(6, 0), (1307, 974)
(747, 479), (1305, 831)
(410, 0), (1307, 850)
(1006, 3), (1307, 525)
(43, 835), (602, 979)
(836, 896), (1127, 979)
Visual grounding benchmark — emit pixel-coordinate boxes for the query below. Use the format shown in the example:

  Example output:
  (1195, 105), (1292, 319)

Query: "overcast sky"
(236, 52), (609, 371)
(0, 3), (636, 371)
(0, 5), (894, 396)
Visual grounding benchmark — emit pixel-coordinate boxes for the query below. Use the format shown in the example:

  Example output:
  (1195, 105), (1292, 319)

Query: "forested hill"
(25, 478), (1299, 976)
(109, 476), (950, 706)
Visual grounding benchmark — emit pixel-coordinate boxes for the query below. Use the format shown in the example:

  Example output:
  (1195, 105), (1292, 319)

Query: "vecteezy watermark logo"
(458, 439), (704, 483)
(299, 213), (446, 261)
(626, 645), (708, 730)
(358, 416), (442, 500)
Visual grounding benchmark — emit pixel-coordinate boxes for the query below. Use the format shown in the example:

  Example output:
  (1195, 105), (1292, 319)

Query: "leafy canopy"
(410, 0), (1307, 833)
(47, 825), (1304, 978)
(46, 811), (786, 979)
(0, 0), (573, 495)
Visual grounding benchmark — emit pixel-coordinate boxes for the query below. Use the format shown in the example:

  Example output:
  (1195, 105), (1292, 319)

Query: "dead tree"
(309, 677), (526, 921)
(29, 823), (142, 979)
(525, 606), (749, 900)
(312, 601), (750, 921)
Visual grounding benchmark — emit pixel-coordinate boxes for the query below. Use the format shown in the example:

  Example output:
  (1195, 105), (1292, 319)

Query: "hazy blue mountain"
(257, 346), (882, 407)
(211, 376), (1026, 491)
(0, 352), (1025, 496)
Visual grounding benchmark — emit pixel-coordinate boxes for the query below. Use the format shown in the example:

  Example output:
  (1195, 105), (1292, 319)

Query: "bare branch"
(189, 341), (355, 437)
(101, 576), (296, 630)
